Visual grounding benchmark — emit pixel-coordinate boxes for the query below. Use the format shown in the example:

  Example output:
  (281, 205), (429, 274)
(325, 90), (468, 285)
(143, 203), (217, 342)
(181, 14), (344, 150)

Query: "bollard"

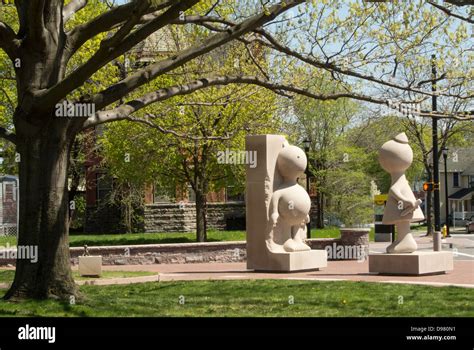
(433, 231), (442, 251)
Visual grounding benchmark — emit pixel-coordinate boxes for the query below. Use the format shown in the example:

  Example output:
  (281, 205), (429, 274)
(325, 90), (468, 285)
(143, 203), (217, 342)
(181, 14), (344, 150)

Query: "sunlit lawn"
(0, 227), (364, 247)
(0, 270), (156, 284)
(0, 279), (472, 317)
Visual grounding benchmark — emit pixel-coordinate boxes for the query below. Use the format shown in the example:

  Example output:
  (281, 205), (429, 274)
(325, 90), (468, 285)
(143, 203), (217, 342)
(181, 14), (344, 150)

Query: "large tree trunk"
(4, 121), (78, 300)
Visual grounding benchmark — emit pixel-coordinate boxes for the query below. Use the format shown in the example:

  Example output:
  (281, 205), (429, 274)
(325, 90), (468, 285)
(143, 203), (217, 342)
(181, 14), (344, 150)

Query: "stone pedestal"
(248, 249), (327, 272)
(79, 256), (102, 276)
(369, 251), (453, 275)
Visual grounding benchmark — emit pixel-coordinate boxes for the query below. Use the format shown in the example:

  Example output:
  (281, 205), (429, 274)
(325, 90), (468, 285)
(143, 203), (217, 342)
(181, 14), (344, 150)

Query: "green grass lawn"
(0, 270), (155, 284)
(0, 279), (472, 317)
(0, 227), (364, 247)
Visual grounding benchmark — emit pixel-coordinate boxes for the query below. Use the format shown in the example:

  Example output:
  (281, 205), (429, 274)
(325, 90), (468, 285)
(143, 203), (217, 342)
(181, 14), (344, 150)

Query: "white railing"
(0, 224), (17, 236)
(453, 211), (474, 222)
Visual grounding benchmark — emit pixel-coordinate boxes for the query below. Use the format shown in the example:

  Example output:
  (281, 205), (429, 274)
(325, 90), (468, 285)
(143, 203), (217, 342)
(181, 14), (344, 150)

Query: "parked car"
(467, 221), (474, 234)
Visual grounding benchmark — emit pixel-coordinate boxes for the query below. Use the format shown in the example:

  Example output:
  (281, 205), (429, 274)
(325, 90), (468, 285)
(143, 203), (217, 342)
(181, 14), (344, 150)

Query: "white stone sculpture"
(370, 132), (453, 275)
(246, 135), (327, 271)
(378, 132), (424, 253)
(269, 141), (311, 252)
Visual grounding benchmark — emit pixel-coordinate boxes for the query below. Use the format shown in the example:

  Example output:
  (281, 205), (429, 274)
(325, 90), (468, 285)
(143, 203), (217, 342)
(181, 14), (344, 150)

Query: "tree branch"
(36, 0), (199, 111)
(67, 0), (176, 55)
(24, 0), (47, 48)
(86, 0), (305, 112)
(0, 21), (19, 60)
(84, 73), (473, 130)
(123, 113), (235, 141)
(445, 0), (474, 6)
(170, 15), (469, 100)
(63, 0), (88, 23)
(250, 29), (461, 99)
(83, 75), (388, 129)
(427, 1), (474, 23)
(0, 127), (17, 144)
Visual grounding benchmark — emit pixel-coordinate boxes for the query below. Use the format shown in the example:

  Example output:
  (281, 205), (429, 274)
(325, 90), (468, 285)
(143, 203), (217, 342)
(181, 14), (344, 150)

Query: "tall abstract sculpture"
(246, 135), (327, 271)
(369, 132), (453, 275)
(378, 132), (424, 253)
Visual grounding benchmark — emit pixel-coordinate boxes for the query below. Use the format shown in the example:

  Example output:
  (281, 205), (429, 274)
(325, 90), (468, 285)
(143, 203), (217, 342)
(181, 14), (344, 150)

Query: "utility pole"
(432, 55), (442, 250)
(303, 139), (311, 239)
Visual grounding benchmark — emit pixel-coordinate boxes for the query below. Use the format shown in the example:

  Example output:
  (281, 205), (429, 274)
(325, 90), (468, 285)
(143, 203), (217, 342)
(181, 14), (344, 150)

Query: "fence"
(0, 175), (18, 237)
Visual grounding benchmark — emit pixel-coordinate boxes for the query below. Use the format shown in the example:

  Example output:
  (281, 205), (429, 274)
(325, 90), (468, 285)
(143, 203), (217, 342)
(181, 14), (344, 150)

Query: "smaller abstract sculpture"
(269, 142), (311, 252)
(378, 132), (424, 253)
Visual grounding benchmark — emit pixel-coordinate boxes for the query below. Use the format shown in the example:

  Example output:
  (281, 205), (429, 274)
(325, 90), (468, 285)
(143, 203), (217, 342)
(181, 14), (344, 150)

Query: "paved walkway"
(371, 232), (474, 260)
(1, 233), (472, 289)
(89, 233), (471, 289)
(94, 258), (474, 288)
(2, 259), (472, 289)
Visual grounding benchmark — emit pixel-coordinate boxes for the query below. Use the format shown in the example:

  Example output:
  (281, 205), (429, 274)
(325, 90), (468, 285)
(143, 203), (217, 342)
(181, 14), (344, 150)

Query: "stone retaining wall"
(0, 229), (370, 266)
(85, 205), (125, 233)
(70, 241), (247, 266)
(85, 201), (324, 234)
(143, 202), (246, 232)
(308, 228), (370, 260)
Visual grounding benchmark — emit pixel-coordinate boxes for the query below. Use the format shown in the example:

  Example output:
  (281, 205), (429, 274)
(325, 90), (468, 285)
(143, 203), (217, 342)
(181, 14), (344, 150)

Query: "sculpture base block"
(369, 251), (453, 275)
(249, 249), (327, 272)
(79, 256), (102, 276)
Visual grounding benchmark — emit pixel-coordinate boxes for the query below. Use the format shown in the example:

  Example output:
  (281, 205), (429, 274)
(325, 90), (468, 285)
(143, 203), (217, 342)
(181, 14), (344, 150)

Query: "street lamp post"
(442, 147), (451, 237)
(303, 138), (311, 239)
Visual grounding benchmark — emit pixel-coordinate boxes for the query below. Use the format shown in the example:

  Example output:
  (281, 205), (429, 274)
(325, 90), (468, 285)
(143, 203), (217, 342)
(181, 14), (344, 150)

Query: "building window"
(453, 172), (460, 188)
(96, 173), (113, 202)
(470, 176), (474, 189)
(3, 183), (14, 202)
(153, 185), (172, 203)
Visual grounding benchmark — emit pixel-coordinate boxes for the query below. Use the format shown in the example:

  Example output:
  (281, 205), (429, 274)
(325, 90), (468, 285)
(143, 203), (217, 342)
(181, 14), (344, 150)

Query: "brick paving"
(96, 259), (474, 288)
(1, 232), (472, 288)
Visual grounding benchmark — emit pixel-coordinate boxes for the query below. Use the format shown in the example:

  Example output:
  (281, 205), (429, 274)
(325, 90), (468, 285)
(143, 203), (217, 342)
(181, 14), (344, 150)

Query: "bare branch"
(0, 127), (17, 144)
(252, 29), (459, 99)
(0, 87), (15, 111)
(427, 1), (474, 23)
(63, 0), (88, 23)
(126, 113), (235, 141)
(444, 0), (474, 6)
(171, 15), (469, 100)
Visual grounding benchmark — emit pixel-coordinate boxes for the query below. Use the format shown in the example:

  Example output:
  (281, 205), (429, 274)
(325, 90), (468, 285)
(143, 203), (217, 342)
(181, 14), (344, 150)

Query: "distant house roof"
(449, 187), (474, 200)
(440, 147), (474, 174)
(0, 175), (18, 183)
